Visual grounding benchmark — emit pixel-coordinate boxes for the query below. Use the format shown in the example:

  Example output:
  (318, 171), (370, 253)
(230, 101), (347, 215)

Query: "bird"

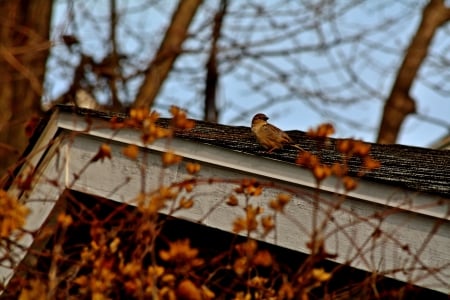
(251, 113), (305, 153)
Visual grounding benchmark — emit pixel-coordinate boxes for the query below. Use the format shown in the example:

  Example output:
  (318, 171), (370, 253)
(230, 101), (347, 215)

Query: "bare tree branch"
(108, 0), (123, 111)
(204, 0), (227, 123)
(134, 0), (203, 108)
(377, 0), (450, 144)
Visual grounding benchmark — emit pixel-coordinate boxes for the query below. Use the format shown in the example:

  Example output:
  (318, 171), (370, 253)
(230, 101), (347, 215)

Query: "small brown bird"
(251, 113), (304, 153)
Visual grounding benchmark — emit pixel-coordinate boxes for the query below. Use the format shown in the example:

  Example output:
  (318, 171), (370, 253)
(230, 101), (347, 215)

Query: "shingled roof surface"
(46, 106), (450, 197)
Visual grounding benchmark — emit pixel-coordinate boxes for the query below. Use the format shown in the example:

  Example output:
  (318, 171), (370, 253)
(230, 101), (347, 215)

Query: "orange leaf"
(364, 157), (381, 170)
(162, 151), (182, 166)
(342, 176), (357, 191)
(122, 144), (139, 160)
(92, 144), (112, 162)
(185, 162), (201, 174)
(176, 280), (202, 300)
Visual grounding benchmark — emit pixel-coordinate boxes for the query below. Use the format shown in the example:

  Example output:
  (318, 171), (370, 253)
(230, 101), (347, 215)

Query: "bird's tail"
(292, 144), (306, 152)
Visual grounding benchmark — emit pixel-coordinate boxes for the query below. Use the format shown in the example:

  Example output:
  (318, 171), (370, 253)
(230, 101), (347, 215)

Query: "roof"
(48, 105), (450, 198)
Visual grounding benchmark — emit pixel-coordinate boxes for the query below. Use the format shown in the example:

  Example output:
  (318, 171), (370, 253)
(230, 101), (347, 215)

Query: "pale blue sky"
(46, 0), (450, 148)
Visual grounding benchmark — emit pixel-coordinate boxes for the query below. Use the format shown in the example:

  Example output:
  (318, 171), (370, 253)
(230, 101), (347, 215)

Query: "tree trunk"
(376, 0), (450, 144)
(0, 0), (53, 177)
(204, 0), (227, 123)
(134, 0), (203, 108)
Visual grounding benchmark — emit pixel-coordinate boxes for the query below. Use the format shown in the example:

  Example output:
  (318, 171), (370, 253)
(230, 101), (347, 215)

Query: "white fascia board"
(57, 111), (450, 221)
(1, 112), (64, 287)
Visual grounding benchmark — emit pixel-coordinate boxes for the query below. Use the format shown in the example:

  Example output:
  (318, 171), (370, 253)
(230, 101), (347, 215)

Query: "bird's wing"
(259, 124), (279, 139)
(280, 130), (294, 144)
(261, 124), (293, 144)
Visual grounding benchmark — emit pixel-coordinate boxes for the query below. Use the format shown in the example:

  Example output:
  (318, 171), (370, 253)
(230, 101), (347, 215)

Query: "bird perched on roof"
(251, 113), (305, 153)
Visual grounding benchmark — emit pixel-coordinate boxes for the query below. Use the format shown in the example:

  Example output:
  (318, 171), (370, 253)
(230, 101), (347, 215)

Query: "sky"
(46, 0), (450, 148)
